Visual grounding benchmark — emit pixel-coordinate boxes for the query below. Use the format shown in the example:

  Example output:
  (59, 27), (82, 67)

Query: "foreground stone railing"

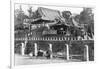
(19, 41), (91, 61)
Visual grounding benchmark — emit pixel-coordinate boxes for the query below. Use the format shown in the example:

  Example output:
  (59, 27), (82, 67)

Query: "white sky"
(15, 4), (84, 15)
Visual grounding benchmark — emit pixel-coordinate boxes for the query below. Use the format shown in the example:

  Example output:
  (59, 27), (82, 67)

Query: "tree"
(27, 7), (41, 19)
(14, 6), (28, 26)
(33, 10), (41, 19)
(28, 7), (33, 19)
(79, 8), (94, 38)
(14, 5), (28, 31)
(79, 8), (94, 24)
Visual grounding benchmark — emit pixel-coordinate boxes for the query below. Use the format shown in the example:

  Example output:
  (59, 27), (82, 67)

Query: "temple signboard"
(42, 29), (57, 35)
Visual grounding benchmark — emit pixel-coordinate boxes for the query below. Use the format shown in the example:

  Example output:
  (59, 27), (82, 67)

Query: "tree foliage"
(14, 6), (28, 31)
(79, 8), (94, 24)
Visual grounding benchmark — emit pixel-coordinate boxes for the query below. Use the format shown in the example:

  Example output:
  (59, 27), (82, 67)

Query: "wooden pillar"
(21, 43), (25, 55)
(65, 44), (69, 60)
(49, 43), (53, 59)
(84, 45), (89, 61)
(34, 43), (38, 57)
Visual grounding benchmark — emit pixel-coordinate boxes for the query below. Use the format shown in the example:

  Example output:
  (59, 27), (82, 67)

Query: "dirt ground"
(14, 54), (82, 66)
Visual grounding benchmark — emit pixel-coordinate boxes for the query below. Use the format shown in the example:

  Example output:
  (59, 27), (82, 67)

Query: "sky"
(14, 3), (87, 16)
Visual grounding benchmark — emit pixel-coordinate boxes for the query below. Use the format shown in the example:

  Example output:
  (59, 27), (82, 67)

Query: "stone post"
(84, 45), (89, 61)
(49, 43), (53, 59)
(65, 44), (69, 60)
(34, 43), (38, 57)
(21, 43), (25, 55)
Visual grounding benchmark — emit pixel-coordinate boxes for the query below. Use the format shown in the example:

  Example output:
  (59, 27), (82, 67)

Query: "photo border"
(10, 0), (95, 69)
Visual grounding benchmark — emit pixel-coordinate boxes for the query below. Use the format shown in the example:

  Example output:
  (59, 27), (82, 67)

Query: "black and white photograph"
(14, 3), (94, 66)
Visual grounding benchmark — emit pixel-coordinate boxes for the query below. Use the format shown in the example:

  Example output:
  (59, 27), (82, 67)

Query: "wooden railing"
(15, 36), (93, 41)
